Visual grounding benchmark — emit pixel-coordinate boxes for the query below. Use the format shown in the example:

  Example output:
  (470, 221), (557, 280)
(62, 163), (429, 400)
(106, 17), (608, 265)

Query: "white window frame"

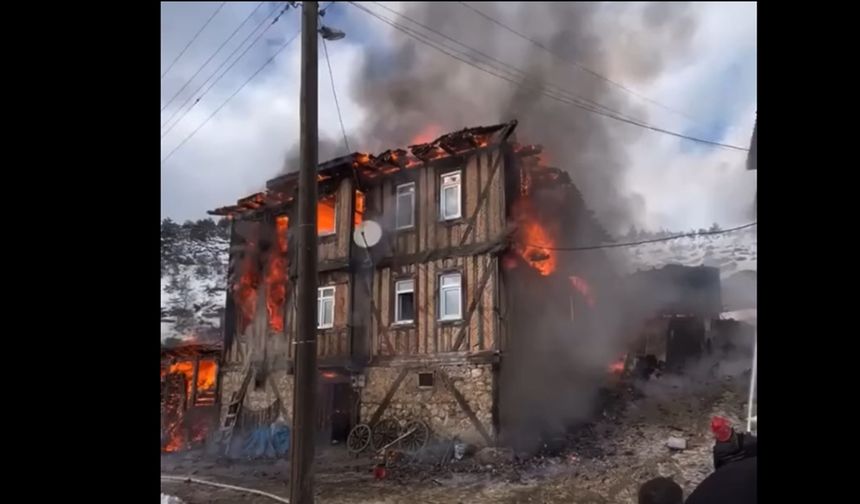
(438, 272), (462, 321)
(318, 194), (337, 237)
(395, 182), (416, 230)
(394, 278), (415, 324)
(440, 171), (462, 221)
(317, 286), (335, 329)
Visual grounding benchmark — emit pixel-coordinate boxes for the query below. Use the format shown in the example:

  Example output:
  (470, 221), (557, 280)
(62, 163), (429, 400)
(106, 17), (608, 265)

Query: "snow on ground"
(161, 494), (185, 504)
(613, 227), (757, 279)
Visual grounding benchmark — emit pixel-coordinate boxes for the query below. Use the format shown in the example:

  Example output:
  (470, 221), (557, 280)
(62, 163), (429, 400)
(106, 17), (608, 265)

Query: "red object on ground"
(373, 464), (387, 480)
(711, 416), (733, 442)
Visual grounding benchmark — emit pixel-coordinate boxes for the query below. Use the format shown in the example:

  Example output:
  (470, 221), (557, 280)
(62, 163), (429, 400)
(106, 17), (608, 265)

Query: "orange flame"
(266, 216), (289, 332)
(318, 194), (336, 235)
(354, 190), (366, 226)
(512, 199), (556, 276)
(411, 123), (442, 145)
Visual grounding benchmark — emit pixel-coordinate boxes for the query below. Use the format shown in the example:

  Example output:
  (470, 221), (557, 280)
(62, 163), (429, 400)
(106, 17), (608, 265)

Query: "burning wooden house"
(208, 120), (620, 451)
(161, 342), (221, 452)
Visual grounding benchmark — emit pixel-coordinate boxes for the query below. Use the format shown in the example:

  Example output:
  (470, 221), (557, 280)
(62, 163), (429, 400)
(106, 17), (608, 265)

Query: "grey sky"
(160, 2), (756, 232)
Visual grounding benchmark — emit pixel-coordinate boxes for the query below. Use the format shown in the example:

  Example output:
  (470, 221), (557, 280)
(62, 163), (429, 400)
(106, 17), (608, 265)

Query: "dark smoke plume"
(350, 1), (698, 234)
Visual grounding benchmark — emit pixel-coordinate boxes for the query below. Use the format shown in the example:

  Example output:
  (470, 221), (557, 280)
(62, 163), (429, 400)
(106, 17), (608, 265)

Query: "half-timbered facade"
(209, 120), (614, 448)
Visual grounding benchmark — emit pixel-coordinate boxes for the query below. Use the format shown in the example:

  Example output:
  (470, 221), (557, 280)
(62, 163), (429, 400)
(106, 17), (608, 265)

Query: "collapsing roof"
(208, 121), (519, 219)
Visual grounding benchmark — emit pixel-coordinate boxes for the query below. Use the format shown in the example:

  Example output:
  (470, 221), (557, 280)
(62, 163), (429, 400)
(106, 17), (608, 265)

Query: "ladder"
(216, 359), (255, 455)
(746, 330), (757, 434)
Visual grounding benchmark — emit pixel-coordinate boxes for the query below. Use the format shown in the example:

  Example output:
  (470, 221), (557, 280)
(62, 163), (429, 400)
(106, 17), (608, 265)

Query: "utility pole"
(290, 1), (318, 503)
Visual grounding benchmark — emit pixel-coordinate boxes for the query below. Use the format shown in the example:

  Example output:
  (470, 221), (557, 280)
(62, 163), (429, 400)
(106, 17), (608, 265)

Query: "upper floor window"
(318, 286), (335, 329)
(394, 278), (415, 324)
(440, 172), (461, 221)
(439, 272), (462, 321)
(395, 183), (415, 230)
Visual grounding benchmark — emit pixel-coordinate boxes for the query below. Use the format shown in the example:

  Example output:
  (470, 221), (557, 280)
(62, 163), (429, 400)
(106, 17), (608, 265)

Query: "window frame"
(439, 171), (462, 221)
(438, 271), (462, 321)
(395, 182), (416, 230)
(393, 278), (416, 325)
(317, 285), (336, 329)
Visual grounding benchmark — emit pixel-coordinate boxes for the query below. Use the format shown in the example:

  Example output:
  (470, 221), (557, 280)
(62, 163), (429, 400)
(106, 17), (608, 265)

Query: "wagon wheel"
(400, 420), (430, 453)
(371, 418), (401, 450)
(347, 424), (372, 454)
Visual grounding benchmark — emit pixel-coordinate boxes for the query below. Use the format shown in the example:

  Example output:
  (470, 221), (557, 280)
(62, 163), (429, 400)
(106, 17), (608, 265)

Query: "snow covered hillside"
(614, 226), (757, 279)
(161, 219), (229, 344)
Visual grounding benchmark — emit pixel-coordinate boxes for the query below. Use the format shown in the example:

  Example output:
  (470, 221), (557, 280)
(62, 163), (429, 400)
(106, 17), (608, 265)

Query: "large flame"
(318, 194), (336, 235)
(162, 359), (217, 453)
(265, 216), (289, 332)
(512, 199), (556, 276)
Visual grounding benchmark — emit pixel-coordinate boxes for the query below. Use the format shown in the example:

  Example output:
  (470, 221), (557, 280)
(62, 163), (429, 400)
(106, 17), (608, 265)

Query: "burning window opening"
(318, 193), (337, 236)
(511, 198), (557, 277)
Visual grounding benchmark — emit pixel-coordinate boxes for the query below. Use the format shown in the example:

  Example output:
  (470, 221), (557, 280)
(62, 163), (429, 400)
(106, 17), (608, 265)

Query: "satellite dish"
(354, 220), (382, 248)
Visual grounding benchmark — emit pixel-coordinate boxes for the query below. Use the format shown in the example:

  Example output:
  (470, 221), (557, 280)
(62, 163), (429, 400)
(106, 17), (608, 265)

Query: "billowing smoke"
(350, 2), (699, 234)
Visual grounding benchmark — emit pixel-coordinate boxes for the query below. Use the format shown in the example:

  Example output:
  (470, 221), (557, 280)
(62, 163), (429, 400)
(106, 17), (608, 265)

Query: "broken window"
(318, 286), (335, 329)
(395, 182), (415, 230)
(418, 372), (434, 388)
(394, 278), (415, 324)
(318, 193), (336, 236)
(439, 272), (462, 321)
(440, 172), (461, 220)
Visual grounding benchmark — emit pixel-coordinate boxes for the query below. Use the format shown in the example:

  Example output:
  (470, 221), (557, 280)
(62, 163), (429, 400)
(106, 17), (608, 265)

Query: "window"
(394, 279), (415, 324)
(439, 272), (462, 320)
(317, 286), (335, 328)
(418, 372), (434, 388)
(395, 183), (415, 230)
(318, 194), (336, 236)
(440, 172), (461, 220)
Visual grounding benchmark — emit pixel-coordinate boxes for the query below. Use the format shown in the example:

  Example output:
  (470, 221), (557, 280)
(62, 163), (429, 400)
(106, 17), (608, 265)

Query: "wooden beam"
(452, 256), (496, 351)
(368, 367), (410, 426)
(458, 122), (516, 247)
(436, 369), (493, 446)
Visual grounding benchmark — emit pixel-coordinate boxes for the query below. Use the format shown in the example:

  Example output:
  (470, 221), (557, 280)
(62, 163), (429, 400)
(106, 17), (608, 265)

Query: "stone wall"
(359, 363), (495, 446)
(220, 368), (294, 424)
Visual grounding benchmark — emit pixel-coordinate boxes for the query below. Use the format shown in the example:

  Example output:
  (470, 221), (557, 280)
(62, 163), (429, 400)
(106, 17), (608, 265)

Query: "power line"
(321, 36), (351, 154)
(367, 1), (638, 123)
(161, 3), (290, 138)
(349, 2), (748, 152)
(520, 222), (757, 251)
(456, 1), (698, 123)
(160, 27), (301, 166)
(161, 2), (227, 80)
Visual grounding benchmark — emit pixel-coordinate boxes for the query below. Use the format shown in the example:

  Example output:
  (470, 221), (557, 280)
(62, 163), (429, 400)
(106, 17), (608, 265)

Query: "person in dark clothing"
(685, 456), (756, 504)
(638, 477), (684, 504)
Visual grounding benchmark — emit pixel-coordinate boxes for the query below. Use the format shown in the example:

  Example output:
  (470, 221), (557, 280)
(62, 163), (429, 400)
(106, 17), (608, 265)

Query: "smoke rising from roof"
(349, 2), (700, 234)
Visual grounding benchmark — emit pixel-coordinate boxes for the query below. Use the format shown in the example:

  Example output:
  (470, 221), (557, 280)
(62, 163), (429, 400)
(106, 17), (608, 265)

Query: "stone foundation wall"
(220, 369), (294, 424)
(359, 363), (494, 446)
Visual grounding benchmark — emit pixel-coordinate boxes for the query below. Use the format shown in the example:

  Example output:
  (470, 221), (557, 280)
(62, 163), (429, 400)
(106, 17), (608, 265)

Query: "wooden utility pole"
(290, 2), (319, 503)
